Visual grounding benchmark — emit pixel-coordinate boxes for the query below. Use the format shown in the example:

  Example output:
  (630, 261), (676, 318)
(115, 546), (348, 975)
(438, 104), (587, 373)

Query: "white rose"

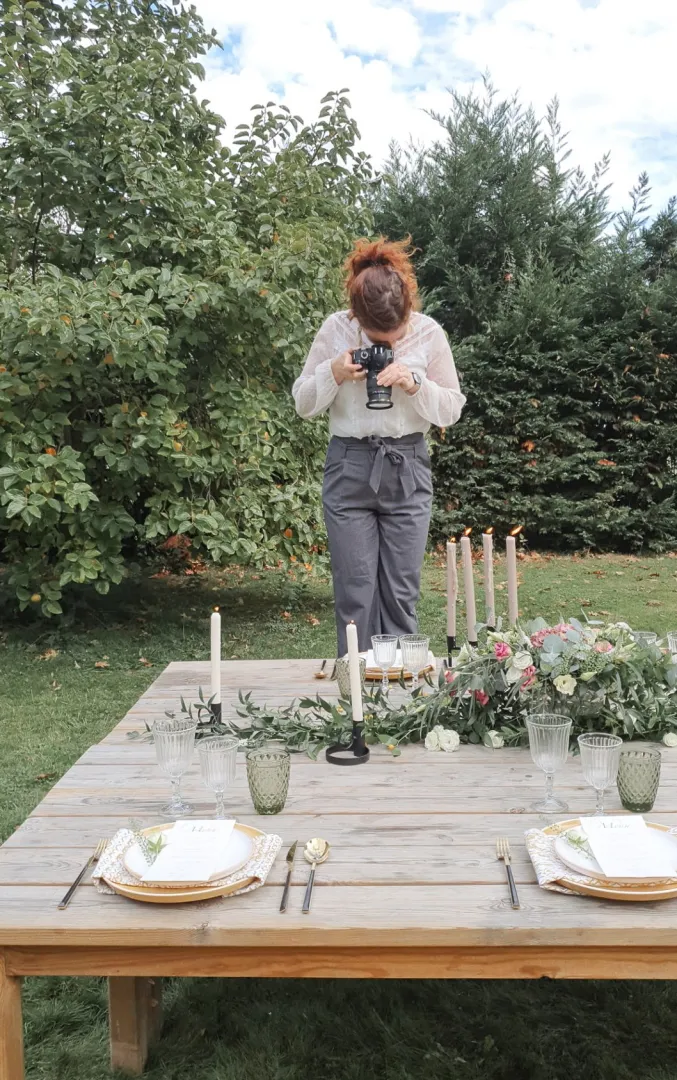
(663, 732), (677, 747)
(437, 727), (460, 753)
(425, 729), (440, 751)
(484, 730), (505, 749)
(505, 666), (522, 685)
(554, 674), (577, 696)
(512, 651), (533, 671)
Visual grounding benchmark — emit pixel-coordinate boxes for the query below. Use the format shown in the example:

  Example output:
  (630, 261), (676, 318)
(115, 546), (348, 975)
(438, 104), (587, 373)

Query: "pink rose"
(594, 640), (613, 653)
(474, 689), (490, 706)
(494, 642), (512, 660)
(445, 669), (457, 684)
(520, 664), (537, 691)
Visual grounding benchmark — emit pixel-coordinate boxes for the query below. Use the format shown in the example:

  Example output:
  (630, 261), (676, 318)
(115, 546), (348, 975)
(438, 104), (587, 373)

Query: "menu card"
(581, 816), (677, 879)
(141, 819), (236, 884)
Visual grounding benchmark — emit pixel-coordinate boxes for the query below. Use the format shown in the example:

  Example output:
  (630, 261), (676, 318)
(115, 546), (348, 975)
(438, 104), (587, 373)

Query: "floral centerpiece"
(130, 618), (677, 757)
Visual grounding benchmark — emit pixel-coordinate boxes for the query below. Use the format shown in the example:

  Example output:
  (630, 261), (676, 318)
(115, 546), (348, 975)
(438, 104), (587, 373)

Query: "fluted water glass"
(526, 713), (572, 813)
(198, 736), (239, 818)
(400, 634), (429, 690)
(153, 717), (197, 817)
(578, 732), (623, 815)
(372, 634), (398, 694)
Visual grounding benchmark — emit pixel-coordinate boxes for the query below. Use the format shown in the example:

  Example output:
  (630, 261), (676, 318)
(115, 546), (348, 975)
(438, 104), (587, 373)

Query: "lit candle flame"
(509, 526), (524, 537)
(484, 526), (494, 535)
(463, 527), (472, 537)
(213, 605), (220, 612)
(449, 536), (457, 543)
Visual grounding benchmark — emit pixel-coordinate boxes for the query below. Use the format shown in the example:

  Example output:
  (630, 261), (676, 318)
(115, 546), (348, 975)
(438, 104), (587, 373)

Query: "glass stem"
(170, 776), (182, 809)
(382, 670), (389, 694)
(411, 673), (419, 692)
(545, 773), (554, 802)
(596, 788), (605, 815)
(215, 791), (226, 819)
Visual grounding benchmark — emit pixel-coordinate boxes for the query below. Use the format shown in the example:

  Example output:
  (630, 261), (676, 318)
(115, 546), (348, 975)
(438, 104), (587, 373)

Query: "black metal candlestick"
(446, 634), (457, 668)
(326, 720), (370, 766)
(209, 701), (222, 724)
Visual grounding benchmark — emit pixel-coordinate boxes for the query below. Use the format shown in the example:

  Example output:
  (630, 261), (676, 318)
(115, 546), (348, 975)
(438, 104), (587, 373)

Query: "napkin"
(93, 826), (282, 897)
(525, 823), (677, 894)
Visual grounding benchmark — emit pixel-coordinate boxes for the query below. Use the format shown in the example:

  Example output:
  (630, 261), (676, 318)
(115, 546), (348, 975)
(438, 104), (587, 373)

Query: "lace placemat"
(92, 827), (282, 897)
(525, 825), (677, 895)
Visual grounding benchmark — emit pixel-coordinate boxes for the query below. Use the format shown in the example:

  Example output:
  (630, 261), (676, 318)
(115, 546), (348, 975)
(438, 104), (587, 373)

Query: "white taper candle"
(506, 536), (519, 626)
(460, 534), (478, 644)
(210, 608), (221, 704)
(446, 539), (458, 639)
(345, 622), (364, 725)
(482, 531), (496, 629)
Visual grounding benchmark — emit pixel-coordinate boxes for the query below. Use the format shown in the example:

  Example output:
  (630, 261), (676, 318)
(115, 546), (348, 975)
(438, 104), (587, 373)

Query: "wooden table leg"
(108, 977), (163, 1075)
(0, 955), (24, 1080)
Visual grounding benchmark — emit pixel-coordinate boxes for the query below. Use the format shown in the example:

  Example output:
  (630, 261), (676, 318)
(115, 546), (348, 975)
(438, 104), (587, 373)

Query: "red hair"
(344, 236), (419, 333)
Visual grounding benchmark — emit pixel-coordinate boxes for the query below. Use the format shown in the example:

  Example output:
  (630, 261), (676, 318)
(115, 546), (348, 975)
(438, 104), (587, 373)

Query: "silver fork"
(496, 837), (520, 909)
(58, 839), (107, 910)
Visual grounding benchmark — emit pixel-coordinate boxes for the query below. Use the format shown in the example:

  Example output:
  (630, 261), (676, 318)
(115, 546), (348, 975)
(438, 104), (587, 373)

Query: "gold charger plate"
(104, 822), (264, 905)
(365, 663), (436, 682)
(544, 818), (677, 902)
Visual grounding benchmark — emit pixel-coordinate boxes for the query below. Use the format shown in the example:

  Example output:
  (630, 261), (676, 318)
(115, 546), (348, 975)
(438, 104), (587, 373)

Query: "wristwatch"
(408, 372), (422, 395)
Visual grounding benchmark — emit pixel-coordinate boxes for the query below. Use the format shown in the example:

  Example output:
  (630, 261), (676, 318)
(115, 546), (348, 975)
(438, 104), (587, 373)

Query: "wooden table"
(3, 659), (677, 1079)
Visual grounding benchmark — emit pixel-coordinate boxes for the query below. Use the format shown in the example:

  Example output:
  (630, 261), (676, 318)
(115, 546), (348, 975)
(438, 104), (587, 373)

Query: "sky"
(193, 0), (677, 215)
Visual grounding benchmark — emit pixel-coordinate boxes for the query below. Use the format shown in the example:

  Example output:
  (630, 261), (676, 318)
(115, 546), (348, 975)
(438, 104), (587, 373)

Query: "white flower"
(425, 725), (460, 752)
(512, 651), (533, 671)
(425, 729), (440, 751)
(457, 643), (473, 663)
(437, 727), (460, 753)
(579, 671), (595, 682)
(554, 674), (577, 696)
(663, 732), (677, 747)
(505, 665), (523, 685)
(484, 730), (505, 748)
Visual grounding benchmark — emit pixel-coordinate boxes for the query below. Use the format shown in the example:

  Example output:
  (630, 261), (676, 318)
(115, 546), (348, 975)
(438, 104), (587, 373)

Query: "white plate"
(554, 824), (677, 884)
(123, 822), (255, 885)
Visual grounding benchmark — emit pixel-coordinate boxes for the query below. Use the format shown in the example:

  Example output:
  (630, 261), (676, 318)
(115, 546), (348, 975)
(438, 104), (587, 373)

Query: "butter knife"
(279, 840), (298, 912)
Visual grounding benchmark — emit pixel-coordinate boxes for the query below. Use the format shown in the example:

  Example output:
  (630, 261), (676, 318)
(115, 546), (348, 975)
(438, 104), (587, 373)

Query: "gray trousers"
(322, 434), (433, 656)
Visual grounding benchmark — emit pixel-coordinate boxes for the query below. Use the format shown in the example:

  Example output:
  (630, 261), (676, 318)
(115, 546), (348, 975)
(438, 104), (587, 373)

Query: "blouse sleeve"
(410, 324), (466, 428)
(292, 315), (343, 419)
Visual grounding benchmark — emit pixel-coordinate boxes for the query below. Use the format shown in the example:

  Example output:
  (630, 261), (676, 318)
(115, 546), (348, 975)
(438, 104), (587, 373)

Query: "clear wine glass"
(577, 732), (623, 815)
(372, 634), (398, 694)
(153, 717), (197, 817)
(526, 713), (572, 813)
(400, 634), (429, 690)
(198, 736), (239, 818)
(667, 630), (677, 659)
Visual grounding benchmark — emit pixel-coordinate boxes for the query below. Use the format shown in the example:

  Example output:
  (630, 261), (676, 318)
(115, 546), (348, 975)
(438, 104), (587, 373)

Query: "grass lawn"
(2, 549), (677, 1080)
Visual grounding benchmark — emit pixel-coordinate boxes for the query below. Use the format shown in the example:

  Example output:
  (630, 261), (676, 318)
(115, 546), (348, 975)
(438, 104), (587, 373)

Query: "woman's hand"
(332, 350), (366, 386)
(377, 362), (416, 394)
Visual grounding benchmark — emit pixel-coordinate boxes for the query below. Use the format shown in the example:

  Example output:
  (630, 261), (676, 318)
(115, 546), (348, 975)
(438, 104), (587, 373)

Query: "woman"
(292, 237), (466, 656)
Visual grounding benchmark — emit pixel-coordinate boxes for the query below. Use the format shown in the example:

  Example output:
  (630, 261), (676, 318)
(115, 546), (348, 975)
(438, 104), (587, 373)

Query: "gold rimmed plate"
(104, 822), (264, 904)
(544, 818), (677, 902)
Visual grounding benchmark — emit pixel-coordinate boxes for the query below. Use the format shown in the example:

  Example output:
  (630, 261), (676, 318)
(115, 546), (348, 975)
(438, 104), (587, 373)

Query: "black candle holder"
(326, 721), (370, 766)
(209, 701), (222, 724)
(446, 634), (457, 667)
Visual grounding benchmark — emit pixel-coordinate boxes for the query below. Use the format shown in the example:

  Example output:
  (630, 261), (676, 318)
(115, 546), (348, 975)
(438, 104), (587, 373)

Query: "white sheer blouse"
(292, 310), (466, 438)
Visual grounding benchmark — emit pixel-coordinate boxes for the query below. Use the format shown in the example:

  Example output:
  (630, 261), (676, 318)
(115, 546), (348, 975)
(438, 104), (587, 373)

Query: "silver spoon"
(302, 837), (330, 914)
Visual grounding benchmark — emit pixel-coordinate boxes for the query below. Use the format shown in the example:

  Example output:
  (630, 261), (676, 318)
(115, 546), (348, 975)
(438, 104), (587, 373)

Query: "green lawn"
(2, 551), (677, 1080)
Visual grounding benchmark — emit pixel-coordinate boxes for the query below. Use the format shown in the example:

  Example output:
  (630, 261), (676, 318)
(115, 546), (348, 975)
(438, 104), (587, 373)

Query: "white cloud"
(194, 0), (677, 214)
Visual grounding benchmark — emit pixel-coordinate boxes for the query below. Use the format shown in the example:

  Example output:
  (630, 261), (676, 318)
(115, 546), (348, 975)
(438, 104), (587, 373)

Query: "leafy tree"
(0, 0), (371, 613)
(375, 85), (677, 550)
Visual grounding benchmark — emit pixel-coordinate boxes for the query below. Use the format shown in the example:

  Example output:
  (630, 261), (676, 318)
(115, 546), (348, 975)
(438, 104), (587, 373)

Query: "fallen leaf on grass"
(138, 657), (153, 667)
(281, 611), (292, 620)
(94, 660), (110, 669)
(615, 572), (625, 576)
(34, 773), (56, 782)
(579, 600), (592, 607)
(38, 648), (59, 661)
(647, 601), (662, 607)
(306, 615), (320, 627)
(650, 573), (660, 578)
(50, 680), (62, 691)
(599, 610), (611, 616)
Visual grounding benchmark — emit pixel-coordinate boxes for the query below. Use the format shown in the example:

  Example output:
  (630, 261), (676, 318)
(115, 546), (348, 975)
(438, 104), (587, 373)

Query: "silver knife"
(279, 841), (298, 912)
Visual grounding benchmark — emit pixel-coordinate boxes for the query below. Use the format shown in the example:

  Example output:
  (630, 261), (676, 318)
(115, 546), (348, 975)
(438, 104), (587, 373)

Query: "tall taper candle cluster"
(446, 526), (523, 645)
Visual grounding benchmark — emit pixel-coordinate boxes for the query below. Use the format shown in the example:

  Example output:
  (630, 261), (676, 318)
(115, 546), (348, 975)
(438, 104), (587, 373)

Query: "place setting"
(523, 713), (677, 902)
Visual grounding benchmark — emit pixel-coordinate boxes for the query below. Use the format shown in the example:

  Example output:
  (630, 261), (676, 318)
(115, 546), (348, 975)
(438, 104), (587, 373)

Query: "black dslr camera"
(352, 344), (394, 410)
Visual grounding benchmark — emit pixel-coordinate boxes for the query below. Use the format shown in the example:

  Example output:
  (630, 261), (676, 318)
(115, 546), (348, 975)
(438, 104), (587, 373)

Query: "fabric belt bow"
(367, 436), (416, 498)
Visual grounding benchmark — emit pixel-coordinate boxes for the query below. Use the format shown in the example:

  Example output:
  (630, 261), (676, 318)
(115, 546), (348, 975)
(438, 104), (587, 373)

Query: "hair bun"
(344, 235), (418, 333)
